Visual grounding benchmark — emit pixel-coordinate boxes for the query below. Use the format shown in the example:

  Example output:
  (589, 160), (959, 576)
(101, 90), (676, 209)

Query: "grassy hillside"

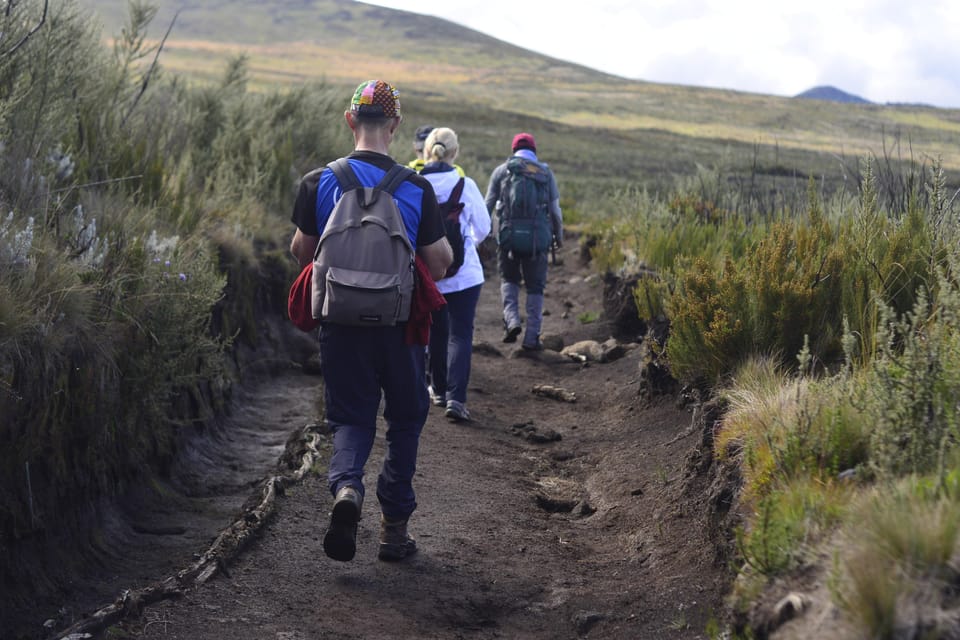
(77, 0), (960, 206)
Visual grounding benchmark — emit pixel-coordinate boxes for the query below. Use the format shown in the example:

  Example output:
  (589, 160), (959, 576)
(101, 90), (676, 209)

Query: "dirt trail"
(51, 241), (731, 639)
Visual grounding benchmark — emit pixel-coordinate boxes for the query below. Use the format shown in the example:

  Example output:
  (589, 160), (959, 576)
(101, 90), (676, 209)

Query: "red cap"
(511, 132), (536, 152)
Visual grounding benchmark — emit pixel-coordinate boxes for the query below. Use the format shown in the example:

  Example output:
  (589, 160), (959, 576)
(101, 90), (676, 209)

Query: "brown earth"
(38, 238), (736, 640)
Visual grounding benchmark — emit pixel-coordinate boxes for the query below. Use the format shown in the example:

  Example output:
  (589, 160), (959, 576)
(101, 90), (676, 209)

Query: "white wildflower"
(146, 229), (179, 256)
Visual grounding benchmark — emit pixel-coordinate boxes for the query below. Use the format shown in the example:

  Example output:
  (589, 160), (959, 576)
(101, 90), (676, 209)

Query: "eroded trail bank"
(10, 370), (319, 640)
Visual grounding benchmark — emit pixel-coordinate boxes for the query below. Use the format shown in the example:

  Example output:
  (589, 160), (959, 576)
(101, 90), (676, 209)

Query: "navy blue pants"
(428, 284), (482, 405)
(319, 323), (429, 521)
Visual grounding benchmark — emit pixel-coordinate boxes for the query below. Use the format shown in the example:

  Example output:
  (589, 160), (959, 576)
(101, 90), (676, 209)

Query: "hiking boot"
(378, 515), (417, 562)
(323, 485), (362, 562)
(427, 385), (445, 407)
(444, 400), (470, 423)
(503, 324), (522, 343)
(521, 341), (543, 352)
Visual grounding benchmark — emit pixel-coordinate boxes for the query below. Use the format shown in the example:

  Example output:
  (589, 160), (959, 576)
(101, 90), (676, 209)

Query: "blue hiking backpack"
(497, 156), (552, 258)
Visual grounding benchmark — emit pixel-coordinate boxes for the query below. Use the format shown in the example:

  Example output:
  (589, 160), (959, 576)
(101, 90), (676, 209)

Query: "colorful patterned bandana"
(351, 80), (401, 118)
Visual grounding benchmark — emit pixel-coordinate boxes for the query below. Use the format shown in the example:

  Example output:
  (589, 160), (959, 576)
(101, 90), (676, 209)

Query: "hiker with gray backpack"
(484, 132), (563, 351)
(289, 80), (452, 564)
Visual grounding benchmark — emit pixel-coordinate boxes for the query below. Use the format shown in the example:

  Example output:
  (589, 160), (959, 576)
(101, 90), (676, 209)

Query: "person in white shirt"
(419, 127), (491, 422)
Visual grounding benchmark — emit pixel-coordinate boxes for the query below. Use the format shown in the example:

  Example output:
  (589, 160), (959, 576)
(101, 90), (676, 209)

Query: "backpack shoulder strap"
(327, 158), (361, 193)
(376, 164), (414, 196)
(449, 177), (465, 203)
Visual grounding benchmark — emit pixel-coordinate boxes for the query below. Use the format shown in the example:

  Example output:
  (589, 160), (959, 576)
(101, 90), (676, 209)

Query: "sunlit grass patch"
(717, 357), (803, 500)
(716, 357), (869, 506)
(833, 474), (960, 638)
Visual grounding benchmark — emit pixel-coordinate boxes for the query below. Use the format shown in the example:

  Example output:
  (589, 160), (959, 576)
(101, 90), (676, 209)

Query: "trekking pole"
(550, 239), (562, 266)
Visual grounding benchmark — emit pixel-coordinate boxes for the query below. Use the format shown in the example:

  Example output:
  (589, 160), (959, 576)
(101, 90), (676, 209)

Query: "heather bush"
(746, 185), (847, 366)
(857, 285), (960, 479)
(664, 256), (754, 383)
(663, 186), (846, 383)
(585, 179), (761, 279)
(713, 165), (960, 632)
(583, 186), (652, 275)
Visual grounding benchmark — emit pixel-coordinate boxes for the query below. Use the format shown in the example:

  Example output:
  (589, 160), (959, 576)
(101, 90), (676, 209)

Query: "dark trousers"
(498, 250), (548, 293)
(428, 284), (482, 405)
(319, 323), (428, 520)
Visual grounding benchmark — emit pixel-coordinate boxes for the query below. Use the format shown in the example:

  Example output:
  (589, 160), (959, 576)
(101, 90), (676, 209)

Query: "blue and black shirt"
(291, 151), (444, 248)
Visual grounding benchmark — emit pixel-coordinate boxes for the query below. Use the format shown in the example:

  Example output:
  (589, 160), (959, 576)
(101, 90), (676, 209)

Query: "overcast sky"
(365, 0), (959, 109)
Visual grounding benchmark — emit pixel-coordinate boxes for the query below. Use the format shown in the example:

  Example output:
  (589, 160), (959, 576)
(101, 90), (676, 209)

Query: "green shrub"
(859, 283), (960, 478)
(746, 191), (847, 366)
(586, 184), (761, 281)
(0, 206), (227, 537)
(652, 170), (949, 386)
(735, 488), (810, 577)
(632, 274), (669, 322)
(665, 256), (753, 384)
(583, 187), (649, 274)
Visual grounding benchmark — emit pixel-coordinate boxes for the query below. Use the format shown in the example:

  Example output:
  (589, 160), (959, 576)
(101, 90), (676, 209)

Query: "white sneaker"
(427, 385), (445, 407)
(445, 400), (470, 422)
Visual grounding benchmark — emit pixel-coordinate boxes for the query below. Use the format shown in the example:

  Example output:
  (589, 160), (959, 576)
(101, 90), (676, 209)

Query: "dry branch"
(121, 9), (179, 127)
(1, 0), (48, 58)
(662, 404), (701, 447)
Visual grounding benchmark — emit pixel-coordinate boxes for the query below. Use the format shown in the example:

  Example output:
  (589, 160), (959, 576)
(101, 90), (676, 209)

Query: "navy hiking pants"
(428, 283), (483, 405)
(319, 323), (429, 521)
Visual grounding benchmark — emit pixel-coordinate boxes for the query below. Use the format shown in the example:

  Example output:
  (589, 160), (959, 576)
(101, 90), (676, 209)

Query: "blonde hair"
(422, 127), (459, 164)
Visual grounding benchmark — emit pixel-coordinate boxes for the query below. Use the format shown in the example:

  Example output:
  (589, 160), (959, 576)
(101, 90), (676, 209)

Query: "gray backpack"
(311, 159), (415, 326)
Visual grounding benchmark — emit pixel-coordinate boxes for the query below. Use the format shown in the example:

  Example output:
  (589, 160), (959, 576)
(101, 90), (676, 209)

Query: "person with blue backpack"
(289, 79), (452, 563)
(484, 132), (563, 351)
(419, 127), (491, 422)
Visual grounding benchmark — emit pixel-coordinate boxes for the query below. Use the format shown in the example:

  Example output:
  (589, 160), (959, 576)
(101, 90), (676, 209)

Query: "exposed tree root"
(50, 423), (326, 640)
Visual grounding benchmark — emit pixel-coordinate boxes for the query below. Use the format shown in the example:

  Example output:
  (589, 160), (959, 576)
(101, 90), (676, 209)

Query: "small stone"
(575, 500), (596, 517)
(541, 333), (564, 352)
(773, 592), (809, 627)
(838, 468), (857, 481)
(574, 611), (605, 634)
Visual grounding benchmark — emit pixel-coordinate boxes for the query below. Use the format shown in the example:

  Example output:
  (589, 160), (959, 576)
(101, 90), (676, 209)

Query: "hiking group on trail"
(288, 79), (563, 564)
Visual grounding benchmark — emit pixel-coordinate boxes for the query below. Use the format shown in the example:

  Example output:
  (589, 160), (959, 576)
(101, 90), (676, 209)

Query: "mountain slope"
(78, 0), (960, 191)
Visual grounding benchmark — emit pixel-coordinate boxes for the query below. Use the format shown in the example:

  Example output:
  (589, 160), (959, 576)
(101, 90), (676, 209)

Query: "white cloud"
(366, 0), (960, 107)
